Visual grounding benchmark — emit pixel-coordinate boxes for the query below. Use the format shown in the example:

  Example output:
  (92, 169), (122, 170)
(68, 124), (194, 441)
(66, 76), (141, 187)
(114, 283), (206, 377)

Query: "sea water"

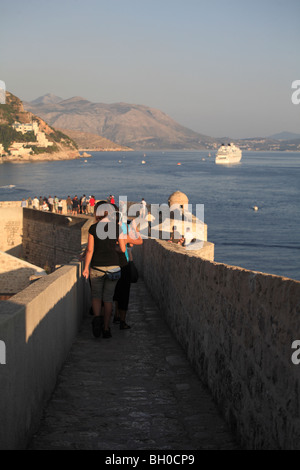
(0, 150), (299, 281)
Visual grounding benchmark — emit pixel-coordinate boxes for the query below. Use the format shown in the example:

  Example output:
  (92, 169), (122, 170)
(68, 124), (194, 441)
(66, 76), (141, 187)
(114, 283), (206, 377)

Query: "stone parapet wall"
(132, 239), (300, 449)
(0, 258), (90, 449)
(0, 201), (23, 208)
(0, 251), (46, 294)
(0, 207), (23, 256)
(0, 200), (69, 213)
(22, 209), (90, 270)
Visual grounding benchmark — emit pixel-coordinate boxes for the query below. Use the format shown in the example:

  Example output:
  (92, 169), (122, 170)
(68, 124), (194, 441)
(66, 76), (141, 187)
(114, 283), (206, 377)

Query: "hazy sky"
(1, 0), (299, 138)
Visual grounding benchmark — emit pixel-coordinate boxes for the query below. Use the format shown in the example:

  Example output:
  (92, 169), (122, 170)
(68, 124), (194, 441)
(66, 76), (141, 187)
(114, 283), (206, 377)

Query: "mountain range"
(24, 94), (300, 151)
(23, 95), (217, 150)
(267, 131), (300, 141)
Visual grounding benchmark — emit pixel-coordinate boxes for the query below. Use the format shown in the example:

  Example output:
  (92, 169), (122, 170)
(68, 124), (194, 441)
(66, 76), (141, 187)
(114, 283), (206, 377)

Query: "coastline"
(78, 148), (133, 152)
(0, 150), (81, 164)
(2, 149), (299, 163)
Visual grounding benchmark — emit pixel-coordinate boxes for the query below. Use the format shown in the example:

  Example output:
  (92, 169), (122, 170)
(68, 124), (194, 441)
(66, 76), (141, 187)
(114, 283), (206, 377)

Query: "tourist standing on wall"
(82, 200), (126, 339)
(81, 194), (87, 214)
(88, 195), (95, 215)
(66, 195), (73, 214)
(48, 195), (54, 212)
(140, 198), (147, 218)
(54, 195), (59, 213)
(33, 196), (39, 210)
(72, 195), (79, 215)
(58, 199), (63, 214)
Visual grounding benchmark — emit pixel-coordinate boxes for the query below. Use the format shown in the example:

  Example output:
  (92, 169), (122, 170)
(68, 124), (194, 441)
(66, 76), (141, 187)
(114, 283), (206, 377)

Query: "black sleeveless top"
(89, 221), (122, 267)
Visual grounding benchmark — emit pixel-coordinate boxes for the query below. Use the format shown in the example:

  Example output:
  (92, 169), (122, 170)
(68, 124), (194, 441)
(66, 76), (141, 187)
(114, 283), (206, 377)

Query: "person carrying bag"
(82, 201), (126, 339)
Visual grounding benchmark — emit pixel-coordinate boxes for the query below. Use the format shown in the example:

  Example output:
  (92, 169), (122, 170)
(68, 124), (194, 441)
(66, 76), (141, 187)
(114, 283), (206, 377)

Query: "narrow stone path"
(28, 281), (239, 450)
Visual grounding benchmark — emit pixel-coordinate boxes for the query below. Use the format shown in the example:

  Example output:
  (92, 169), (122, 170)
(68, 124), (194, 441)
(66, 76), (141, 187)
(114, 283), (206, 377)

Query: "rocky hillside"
(56, 128), (132, 151)
(24, 95), (217, 150)
(0, 92), (80, 161)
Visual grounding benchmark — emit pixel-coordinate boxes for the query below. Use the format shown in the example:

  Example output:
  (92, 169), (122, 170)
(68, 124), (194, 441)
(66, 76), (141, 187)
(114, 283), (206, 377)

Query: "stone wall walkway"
(28, 280), (240, 450)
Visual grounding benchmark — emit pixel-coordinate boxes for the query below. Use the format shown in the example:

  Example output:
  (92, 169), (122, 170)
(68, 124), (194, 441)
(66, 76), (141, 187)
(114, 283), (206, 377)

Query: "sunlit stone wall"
(133, 239), (300, 450)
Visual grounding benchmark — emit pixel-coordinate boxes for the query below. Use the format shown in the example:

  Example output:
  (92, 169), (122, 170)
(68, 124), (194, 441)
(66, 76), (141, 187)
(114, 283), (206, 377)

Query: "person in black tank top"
(83, 201), (126, 338)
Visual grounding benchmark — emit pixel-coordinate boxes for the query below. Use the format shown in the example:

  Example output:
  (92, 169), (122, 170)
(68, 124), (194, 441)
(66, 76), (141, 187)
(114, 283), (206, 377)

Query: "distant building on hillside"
(12, 121), (39, 134)
(12, 121), (53, 148)
(8, 143), (33, 156)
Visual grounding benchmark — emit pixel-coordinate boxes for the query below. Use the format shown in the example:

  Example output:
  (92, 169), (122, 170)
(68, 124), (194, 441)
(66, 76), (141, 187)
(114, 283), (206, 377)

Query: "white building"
(12, 121), (39, 134)
(36, 132), (53, 147)
(8, 143), (33, 156)
(12, 121), (53, 147)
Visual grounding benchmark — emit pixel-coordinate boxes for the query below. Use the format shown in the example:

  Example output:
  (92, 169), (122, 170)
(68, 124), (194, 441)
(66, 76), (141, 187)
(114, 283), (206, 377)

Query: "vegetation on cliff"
(0, 125), (36, 151)
(0, 92), (79, 157)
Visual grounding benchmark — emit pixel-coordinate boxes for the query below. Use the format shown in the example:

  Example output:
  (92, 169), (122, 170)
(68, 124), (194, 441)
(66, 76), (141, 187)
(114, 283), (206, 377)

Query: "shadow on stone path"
(28, 281), (240, 450)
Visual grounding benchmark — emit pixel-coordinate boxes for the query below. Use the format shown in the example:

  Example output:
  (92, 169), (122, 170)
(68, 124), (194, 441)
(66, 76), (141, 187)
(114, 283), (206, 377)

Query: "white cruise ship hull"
(215, 153), (242, 165)
(215, 143), (242, 165)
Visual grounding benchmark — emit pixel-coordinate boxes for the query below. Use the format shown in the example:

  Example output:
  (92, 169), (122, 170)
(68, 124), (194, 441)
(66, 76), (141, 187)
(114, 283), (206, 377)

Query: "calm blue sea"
(0, 150), (299, 281)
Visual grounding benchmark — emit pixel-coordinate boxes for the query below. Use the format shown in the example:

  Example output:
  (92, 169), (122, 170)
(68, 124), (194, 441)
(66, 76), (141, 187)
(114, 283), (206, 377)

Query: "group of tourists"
(22, 194), (99, 215)
(21, 194), (147, 220)
(65, 194), (96, 215)
(22, 196), (64, 213)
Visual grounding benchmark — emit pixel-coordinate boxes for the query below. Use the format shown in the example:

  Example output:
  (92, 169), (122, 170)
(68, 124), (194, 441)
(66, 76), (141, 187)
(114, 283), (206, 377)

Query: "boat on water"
(215, 143), (242, 165)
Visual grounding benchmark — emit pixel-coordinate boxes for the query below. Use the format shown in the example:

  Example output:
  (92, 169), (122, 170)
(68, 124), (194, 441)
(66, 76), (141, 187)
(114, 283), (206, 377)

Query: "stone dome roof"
(168, 191), (189, 207)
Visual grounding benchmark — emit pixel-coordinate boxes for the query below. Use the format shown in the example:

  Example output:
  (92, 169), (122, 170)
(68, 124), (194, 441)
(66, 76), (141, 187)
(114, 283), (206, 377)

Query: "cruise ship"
(215, 143), (242, 165)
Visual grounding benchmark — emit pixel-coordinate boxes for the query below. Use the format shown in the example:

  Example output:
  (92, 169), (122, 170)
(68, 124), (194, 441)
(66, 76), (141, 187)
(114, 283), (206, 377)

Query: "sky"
(1, 0), (299, 138)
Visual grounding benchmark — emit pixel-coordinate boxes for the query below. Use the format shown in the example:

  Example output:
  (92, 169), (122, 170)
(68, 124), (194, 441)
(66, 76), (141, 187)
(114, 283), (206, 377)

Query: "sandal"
(103, 328), (112, 338)
(120, 321), (131, 330)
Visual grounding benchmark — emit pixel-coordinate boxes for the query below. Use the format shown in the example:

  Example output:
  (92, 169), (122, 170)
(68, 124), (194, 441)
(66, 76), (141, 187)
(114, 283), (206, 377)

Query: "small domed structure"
(168, 191), (189, 208)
